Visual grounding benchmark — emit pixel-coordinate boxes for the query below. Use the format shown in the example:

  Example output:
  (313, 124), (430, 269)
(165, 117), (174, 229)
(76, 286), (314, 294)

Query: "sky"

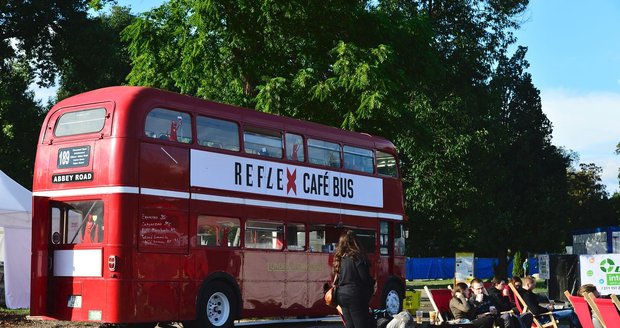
(513, 0), (620, 193)
(31, 0), (620, 193)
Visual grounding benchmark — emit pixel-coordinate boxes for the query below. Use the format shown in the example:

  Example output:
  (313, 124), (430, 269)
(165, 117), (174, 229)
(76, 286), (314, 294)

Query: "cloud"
(541, 88), (620, 193)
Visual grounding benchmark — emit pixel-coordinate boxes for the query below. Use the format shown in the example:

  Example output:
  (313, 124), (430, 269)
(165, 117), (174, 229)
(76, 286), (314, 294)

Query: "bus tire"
(196, 281), (237, 328)
(381, 280), (404, 316)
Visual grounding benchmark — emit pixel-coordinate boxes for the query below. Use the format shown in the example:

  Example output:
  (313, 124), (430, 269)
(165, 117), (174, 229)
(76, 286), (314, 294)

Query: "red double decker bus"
(30, 86), (407, 327)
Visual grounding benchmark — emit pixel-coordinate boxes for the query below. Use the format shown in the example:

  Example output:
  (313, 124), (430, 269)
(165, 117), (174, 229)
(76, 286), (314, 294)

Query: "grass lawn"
(0, 307), (29, 315)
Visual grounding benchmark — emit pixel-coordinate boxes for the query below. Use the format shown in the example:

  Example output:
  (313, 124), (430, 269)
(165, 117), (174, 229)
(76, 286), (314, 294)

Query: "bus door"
(45, 200), (106, 320)
(30, 196), (49, 317)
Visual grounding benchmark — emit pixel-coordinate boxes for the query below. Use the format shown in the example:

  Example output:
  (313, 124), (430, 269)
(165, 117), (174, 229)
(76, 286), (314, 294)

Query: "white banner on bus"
(190, 150), (383, 208)
(580, 254), (620, 295)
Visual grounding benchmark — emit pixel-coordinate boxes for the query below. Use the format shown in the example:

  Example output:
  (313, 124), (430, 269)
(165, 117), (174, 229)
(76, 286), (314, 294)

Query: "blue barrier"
(405, 257), (539, 280)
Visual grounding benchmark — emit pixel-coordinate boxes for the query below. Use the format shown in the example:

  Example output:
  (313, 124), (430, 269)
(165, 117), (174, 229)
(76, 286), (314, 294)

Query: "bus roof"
(51, 86), (397, 153)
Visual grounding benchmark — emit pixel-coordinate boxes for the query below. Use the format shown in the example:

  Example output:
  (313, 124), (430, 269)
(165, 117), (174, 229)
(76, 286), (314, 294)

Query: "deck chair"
(508, 283), (558, 328)
(610, 294), (620, 312)
(585, 292), (620, 328)
(424, 286), (453, 324)
(563, 291), (595, 328)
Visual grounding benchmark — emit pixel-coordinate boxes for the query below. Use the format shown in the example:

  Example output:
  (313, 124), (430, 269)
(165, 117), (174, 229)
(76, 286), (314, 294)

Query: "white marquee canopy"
(0, 170), (32, 309)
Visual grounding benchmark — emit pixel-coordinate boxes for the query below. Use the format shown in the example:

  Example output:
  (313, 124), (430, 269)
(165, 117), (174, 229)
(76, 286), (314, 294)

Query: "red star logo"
(286, 168), (297, 195)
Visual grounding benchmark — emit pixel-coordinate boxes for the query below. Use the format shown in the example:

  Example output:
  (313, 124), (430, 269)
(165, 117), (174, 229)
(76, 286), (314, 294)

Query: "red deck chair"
(424, 286), (453, 323)
(564, 291), (594, 328)
(508, 283), (557, 328)
(586, 293), (620, 327)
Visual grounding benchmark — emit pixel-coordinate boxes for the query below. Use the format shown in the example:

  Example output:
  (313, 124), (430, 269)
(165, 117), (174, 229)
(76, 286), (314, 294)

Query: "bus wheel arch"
(380, 276), (404, 316)
(195, 273), (241, 328)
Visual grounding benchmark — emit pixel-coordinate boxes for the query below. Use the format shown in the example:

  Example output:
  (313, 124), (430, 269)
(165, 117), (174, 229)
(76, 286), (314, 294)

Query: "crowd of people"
(329, 229), (590, 328)
(448, 275), (583, 328)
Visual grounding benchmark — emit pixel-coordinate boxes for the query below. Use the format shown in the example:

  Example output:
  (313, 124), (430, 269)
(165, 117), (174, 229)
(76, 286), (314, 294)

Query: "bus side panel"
(306, 253), (333, 315)
(140, 143), (189, 192)
(283, 252), (308, 314)
(241, 250), (286, 317)
(134, 281), (180, 321)
(30, 197), (50, 316)
(382, 178), (404, 214)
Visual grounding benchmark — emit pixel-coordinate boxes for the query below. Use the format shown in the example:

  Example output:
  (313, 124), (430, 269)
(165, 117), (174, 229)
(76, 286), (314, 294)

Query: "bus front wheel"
(196, 281), (237, 328)
(381, 280), (404, 316)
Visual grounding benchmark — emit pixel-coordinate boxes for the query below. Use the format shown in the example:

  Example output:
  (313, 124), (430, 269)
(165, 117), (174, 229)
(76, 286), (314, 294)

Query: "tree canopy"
(122, 0), (576, 257)
(2, 0), (617, 257)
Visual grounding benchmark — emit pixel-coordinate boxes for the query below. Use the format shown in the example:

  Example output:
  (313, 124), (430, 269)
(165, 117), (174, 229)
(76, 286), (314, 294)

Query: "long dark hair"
(333, 230), (366, 275)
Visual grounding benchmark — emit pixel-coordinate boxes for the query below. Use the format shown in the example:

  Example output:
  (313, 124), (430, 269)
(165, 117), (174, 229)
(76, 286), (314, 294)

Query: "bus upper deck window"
(243, 127), (282, 159)
(376, 151), (398, 178)
(285, 133), (305, 162)
(308, 139), (341, 168)
(55, 108), (106, 137)
(144, 108), (193, 143)
(196, 116), (240, 151)
(344, 146), (374, 173)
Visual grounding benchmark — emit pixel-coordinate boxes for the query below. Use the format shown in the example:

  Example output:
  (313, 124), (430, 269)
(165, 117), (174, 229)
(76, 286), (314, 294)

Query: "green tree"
(0, 61), (45, 189)
(1, 0), (122, 186)
(566, 163), (617, 239)
(512, 250), (523, 277)
(475, 47), (570, 273)
(53, 5), (134, 100)
(122, 0), (573, 257)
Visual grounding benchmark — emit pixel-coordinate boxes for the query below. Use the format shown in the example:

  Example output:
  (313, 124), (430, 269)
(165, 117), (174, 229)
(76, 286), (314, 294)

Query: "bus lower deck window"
(197, 215), (240, 247)
(245, 220), (284, 250)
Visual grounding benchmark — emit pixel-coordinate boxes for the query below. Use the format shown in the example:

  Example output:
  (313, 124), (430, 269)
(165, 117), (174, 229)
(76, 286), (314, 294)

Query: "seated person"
(576, 284), (603, 328)
(488, 277), (533, 328)
(470, 278), (514, 328)
(449, 282), (494, 328)
(521, 276), (581, 328)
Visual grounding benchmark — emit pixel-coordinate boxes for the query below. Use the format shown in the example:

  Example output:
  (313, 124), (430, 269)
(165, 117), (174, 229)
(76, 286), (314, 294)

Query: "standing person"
(449, 282), (494, 328)
(522, 258), (529, 276)
(333, 230), (375, 328)
(521, 276), (581, 328)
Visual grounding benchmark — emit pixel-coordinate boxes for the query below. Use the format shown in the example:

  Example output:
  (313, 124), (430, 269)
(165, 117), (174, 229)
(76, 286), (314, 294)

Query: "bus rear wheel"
(381, 281), (404, 316)
(196, 281), (237, 328)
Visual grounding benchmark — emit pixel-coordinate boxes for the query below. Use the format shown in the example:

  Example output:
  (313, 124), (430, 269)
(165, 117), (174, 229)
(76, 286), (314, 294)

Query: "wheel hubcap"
(386, 290), (400, 315)
(206, 291), (230, 326)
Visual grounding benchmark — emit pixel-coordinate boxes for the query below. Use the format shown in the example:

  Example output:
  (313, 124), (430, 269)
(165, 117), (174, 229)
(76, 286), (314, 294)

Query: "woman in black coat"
(333, 230), (375, 328)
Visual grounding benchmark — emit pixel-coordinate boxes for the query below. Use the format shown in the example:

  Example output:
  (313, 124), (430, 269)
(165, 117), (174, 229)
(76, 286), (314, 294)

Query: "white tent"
(0, 170), (32, 309)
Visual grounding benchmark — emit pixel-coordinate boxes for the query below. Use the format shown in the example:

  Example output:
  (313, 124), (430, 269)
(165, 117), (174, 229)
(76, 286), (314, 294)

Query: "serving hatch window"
(55, 108), (106, 137)
(197, 215), (240, 247)
(245, 220), (284, 250)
